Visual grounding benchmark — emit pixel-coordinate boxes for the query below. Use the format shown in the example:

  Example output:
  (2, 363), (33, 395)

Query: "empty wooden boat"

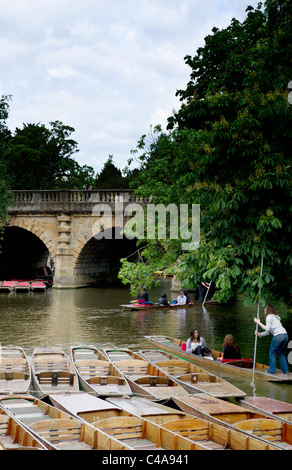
(103, 348), (189, 400)
(70, 346), (132, 397)
(240, 397), (292, 423)
(91, 415), (210, 450)
(31, 347), (79, 398)
(173, 395), (292, 450)
(139, 349), (246, 399)
(0, 395), (129, 450)
(145, 335), (292, 382)
(160, 417), (280, 450)
(50, 392), (192, 426)
(0, 346), (31, 394)
(0, 406), (46, 450)
(234, 418), (292, 450)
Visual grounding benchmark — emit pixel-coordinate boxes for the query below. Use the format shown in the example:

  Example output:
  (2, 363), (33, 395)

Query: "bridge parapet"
(10, 189), (144, 212)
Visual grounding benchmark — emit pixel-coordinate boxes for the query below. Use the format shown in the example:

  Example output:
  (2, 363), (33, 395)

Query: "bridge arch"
(73, 227), (138, 286)
(0, 225), (53, 281)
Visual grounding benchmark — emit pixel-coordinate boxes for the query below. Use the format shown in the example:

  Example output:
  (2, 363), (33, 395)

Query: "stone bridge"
(2, 189), (145, 288)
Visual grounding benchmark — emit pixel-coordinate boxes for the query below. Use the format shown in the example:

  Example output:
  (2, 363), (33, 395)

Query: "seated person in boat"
(137, 286), (153, 305)
(157, 293), (168, 306)
(177, 291), (187, 305)
(222, 334), (241, 360)
(186, 328), (213, 359)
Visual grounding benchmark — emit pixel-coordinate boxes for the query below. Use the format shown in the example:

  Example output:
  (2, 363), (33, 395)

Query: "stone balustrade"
(10, 189), (147, 212)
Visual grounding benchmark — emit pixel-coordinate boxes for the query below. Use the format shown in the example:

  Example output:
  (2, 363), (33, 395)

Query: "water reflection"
(0, 279), (291, 403)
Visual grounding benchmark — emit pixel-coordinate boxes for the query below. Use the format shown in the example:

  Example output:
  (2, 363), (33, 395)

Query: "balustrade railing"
(11, 189), (147, 210)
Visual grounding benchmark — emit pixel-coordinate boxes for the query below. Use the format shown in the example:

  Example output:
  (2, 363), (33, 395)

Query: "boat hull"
(121, 299), (218, 311)
(145, 335), (292, 382)
(139, 349), (246, 399)
(0, 346), (32, 395)
(0, 394), (128, 450)
(103, 348), (189, 400)
(31, 347), (79, 398)
(71, 346), (132, 397)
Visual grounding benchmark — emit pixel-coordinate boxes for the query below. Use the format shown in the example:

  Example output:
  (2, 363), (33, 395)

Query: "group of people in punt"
(137, 286), (289, 374)
(185, 304), (289, 374)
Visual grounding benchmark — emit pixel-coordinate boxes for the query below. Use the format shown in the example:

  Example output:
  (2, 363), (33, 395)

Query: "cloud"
(0, 0), (260, 175)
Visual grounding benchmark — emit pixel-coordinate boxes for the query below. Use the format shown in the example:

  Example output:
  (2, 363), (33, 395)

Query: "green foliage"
(3, 121), (95, 190)
(118, 0), (292, 305)
(0, 96), (13, 245)
(94, 155), (131, 189)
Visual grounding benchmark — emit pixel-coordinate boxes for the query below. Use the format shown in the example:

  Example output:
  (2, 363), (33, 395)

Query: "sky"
(1, 0), (261, 175)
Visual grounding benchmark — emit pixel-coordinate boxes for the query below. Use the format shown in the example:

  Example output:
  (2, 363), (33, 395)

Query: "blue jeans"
(268, 333), (289, 374)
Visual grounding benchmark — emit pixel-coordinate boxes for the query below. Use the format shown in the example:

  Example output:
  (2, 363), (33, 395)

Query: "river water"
(0, 278), (291, 404)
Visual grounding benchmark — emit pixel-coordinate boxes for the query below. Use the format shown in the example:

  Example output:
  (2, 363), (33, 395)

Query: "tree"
(0, 96), (13, 250)
(4, 121), (95, 189)
(119, 0), (292, 305)
(94, 155), (132, 189)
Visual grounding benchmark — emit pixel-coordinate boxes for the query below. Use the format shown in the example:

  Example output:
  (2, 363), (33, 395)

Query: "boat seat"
(163, 419), (210, 441)
(0, 371), (30, 381)
(93, 416), (143, 441)
(36, 370), (75, 386)
(75, 359), (109, 377)
(87, 375), (125, 385)
(135, 376), (173, 387)
(34, 357), (68, 372)
(177, 373), (217, 383)
(114, 359), (148, 376)
(30, 418), (82, 445)
(235, 418), (283, 442)
(155, 360), (188, 376)
(0, 358), (27, 369)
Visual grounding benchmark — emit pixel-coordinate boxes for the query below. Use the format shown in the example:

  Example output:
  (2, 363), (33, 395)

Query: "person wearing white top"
(186, 328), (213, 359)
(177, 291), (187, 305)
(254, 304), (289, 374)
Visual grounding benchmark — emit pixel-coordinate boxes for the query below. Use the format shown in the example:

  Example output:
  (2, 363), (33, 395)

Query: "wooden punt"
(139, 349), (246, 399)
(145, 335), (292, 382)
(0, 394), (130, 450)
(160, 417), (280, 450)
(103, 348), (190, 400)
(0, 281), (17, 292)
(15, 282), (31, 292)
(239, 397), (292, 423)
(173, 395), (292, 450)
(30, 282), (46, 292)
(91, 415), (210, 450)
(121, 299), (218, 311)
(234, 418), (292, 450)
(50, 392), (192, 426)
(70, 346), (132, 397)
(0, 346), (31, 395)
(31, 347), (79, 398)
(91, 414), (280, 451)
(0, 405), (46, 450)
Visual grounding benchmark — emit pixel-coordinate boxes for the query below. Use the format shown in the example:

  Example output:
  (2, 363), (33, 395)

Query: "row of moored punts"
(0, 340), (292, 451)
(0, 280), (47, 293)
